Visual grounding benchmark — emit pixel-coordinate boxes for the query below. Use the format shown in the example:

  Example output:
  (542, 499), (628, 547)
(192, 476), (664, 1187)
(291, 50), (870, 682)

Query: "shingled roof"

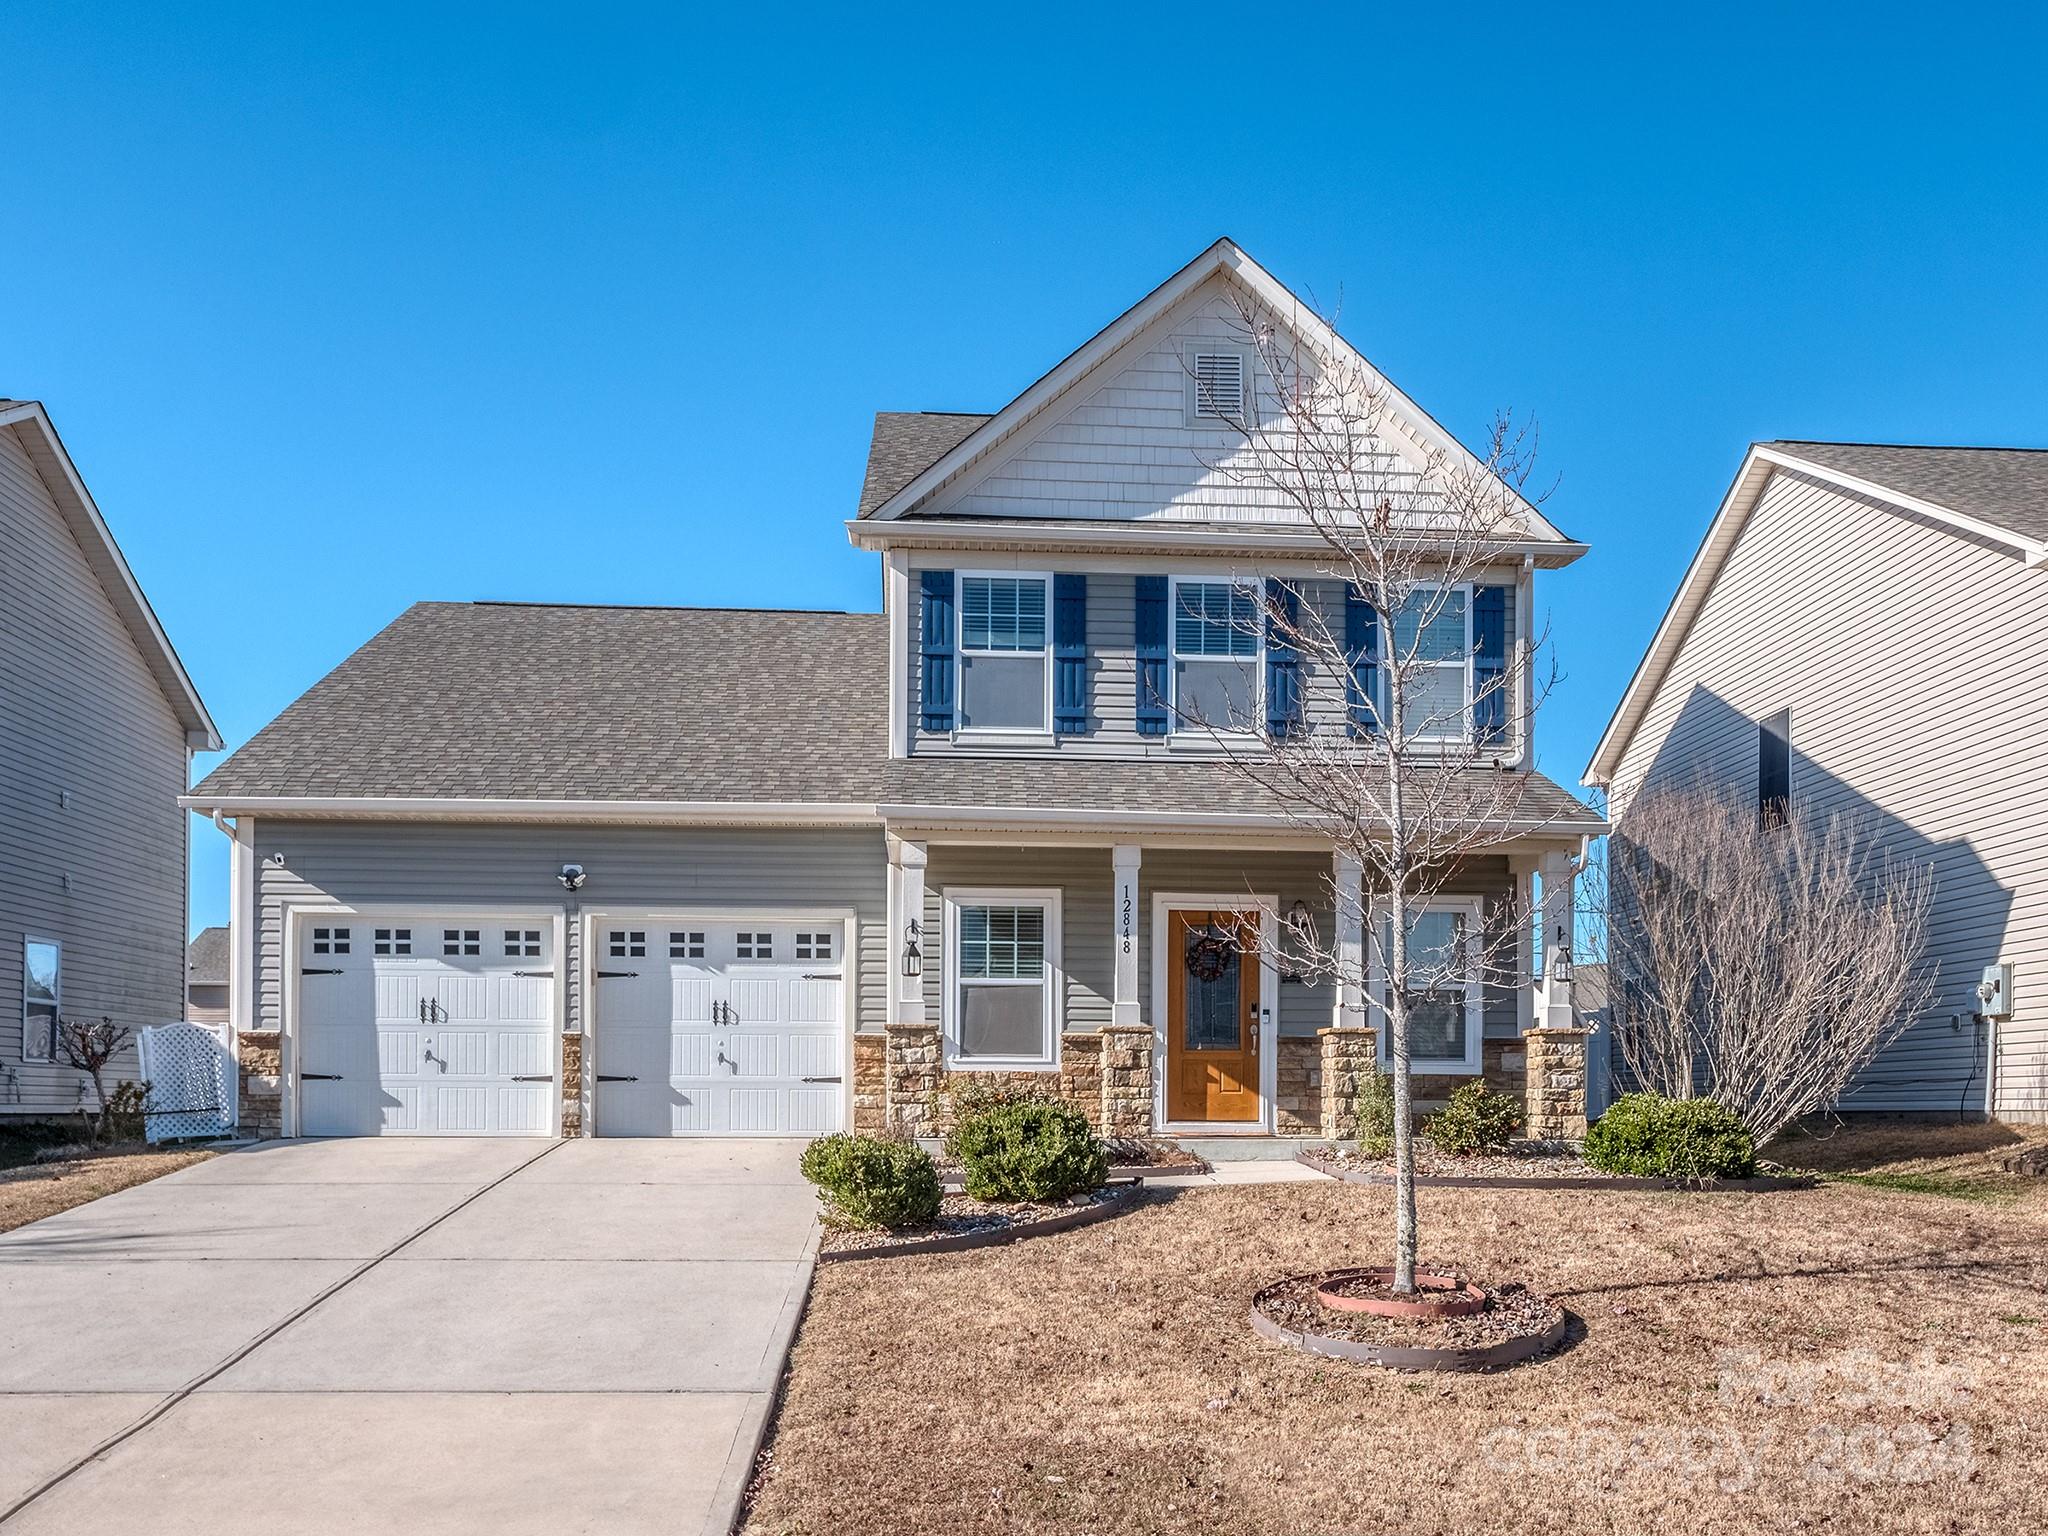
(190, 601), (1600, 832)
(1764, 441), (2048, 543)
(856, 412), (992, 517)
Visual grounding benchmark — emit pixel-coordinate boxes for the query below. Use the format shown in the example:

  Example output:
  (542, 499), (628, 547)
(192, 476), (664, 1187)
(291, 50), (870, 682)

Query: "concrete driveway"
(0, 1138), (818, 1535)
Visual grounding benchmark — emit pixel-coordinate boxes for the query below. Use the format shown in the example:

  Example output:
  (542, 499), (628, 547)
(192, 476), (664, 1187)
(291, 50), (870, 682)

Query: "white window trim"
(953, 569), (1055, 738)
(22, 935), (58, 1063)
(1183, 342), (1255, 426)
(1368, 895), (1485, 1075)
(942, 886), (1063, 1072)
(1381, 581), (1475, 746)
(1168, 573), (1265, 738)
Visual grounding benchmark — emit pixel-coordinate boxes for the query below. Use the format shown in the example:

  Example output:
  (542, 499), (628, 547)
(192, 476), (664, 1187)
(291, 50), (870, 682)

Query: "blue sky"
(7, 3), (2046, 935)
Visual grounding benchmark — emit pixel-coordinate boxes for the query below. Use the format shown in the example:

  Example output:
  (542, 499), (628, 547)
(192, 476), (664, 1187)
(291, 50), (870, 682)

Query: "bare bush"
(1605, 788), (1935, 1141)
(56, 1015), (135, 1147)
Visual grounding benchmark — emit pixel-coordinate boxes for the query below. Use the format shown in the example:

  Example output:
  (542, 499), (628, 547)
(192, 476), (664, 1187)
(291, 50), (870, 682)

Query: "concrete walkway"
(0, 1138), (818, 1536)
(1150, 1157), (1335, 1188)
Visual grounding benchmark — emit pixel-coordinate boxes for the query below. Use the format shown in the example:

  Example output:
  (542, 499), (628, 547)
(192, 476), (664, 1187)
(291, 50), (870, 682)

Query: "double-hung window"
(944, 889), (1061, 1069)
(1373, 898), (1484, 1074)
(22, 938), (59, 1063)
(1171, 578), (1260, 732)
(957, 574), (1050, 733)
(1387, 585), (1472, 741)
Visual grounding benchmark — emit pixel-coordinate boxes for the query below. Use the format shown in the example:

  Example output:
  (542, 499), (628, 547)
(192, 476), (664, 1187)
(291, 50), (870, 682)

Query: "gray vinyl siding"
(1609, 467), (2048, 1117)
(918, 845), (1515, 1043)
(248, 821), (890, 1041)
(0, 424), (189, 1115)
(907, 561), (1520, 759)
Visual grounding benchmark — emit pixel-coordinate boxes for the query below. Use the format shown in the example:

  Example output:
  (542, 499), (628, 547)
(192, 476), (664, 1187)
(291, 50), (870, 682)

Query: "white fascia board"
(847, 517), (1589, 570)
(1584, 443), (2048, 788)
(176, 794), (882, 826)
(877, 802), (1607, 841)
(860, 239), (1569, 546)
(0, 402), (223, 749)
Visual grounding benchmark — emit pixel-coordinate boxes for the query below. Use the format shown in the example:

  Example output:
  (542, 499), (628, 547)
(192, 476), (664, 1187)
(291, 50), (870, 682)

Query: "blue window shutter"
(1133, 575), (1169, 736)
(1053, 574), (1088, 735)
(919, 570), (955, 732)
(1344, 583), (1378, 736)
(1265, 578), (1302, 738)
(1473, 585), (1508, 747)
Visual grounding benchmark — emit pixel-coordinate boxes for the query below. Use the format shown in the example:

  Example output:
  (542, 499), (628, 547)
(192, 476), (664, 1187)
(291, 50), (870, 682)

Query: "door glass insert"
(1181, 921), (1242, 1052)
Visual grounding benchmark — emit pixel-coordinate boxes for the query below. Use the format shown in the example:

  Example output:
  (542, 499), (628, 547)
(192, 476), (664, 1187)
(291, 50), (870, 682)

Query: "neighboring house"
(187, 925), (230, 1024)
(183, 239), (1602, 1143)
(1586, 442), (2048, 1122)
(1, 400), (221, 1119)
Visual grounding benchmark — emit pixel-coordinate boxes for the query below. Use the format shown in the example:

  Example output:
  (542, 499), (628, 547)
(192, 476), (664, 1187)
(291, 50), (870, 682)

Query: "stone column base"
(1318, 1025), (1379, 1139)
(236, 1029), (284, 1139)
(1524, 1026), (1591, 1140)
(884, 1023), (943, 1138)
(1099, 1024), (1154, 1139)
(559, 1033), (585, 1137)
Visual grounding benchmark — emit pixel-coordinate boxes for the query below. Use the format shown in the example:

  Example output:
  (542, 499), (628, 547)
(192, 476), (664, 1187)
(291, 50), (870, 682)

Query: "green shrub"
(946, 1098), (1108, 1202)
(798, 1133), (942, 1228)
(943, 1074), (1058, 1123)
(1423, 1081), (1523, 1156)
(1583, 1093), (1757, 1181)
(1353, 1069), (1396, 1158)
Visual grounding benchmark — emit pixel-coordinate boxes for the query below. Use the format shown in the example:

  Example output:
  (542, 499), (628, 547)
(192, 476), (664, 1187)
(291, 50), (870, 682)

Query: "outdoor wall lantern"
(901, 918), (923, 978)
(1281, 900), (1317, 983)
(1549, 923), (1575, 987)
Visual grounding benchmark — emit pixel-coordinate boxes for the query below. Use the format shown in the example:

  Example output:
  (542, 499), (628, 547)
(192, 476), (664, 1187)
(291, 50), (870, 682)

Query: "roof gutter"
(176, 794), (883, 826)
(847, 517), (1589, 570)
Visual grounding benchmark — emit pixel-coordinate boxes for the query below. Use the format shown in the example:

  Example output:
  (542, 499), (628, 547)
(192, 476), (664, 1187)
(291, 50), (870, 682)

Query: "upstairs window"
(1171, 579), (1260, 731)
(957, 574), (1049, 732)
(1759, 709), (1791, 828)
(1385, 586), (1473, 741)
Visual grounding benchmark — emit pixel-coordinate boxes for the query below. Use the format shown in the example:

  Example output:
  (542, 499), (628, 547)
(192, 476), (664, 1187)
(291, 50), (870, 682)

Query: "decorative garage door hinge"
(301, 1072), (342, 1081)
(509, 1074), (553, 1082)
(301, 967), (343, 976)
(801, 1076), (842, 1084)
(595, 1074), (639, 1082)
(596, 970), (639, 979)
(512, 969), (554, 978)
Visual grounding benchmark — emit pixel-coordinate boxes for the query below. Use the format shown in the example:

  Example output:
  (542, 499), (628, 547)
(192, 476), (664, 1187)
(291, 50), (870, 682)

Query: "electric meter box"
(1979, 963), (2014, 1021)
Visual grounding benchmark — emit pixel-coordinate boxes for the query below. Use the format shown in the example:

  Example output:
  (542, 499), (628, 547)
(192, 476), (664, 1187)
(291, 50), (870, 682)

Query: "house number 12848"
(1119, 888), (1134, 954)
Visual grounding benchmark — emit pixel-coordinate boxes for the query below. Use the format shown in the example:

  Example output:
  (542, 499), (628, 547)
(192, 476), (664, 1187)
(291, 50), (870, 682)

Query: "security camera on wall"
(558, 864), (587, 892)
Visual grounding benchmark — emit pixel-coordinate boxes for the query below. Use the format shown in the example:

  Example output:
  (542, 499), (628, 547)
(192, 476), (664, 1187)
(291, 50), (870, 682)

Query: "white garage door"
(593, 920), (845, 1136)
(296, 917), (557, 1136)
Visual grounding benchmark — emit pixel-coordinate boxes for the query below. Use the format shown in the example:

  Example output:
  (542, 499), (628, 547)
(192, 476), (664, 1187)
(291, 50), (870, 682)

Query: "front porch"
(856, 831), (1593, 1145)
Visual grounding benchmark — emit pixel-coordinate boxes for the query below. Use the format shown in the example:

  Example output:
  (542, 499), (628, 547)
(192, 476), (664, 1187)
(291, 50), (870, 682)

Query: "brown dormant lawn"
(744, 1179), (2048, 1536)
(0, 1147), (214, 1234)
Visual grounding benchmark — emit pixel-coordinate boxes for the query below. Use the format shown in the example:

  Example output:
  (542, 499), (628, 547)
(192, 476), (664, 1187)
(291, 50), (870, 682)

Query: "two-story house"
(1587, 442), (2048, 1122)
(3, 400), (220, 1122)
(184, 240), (1602, 1144)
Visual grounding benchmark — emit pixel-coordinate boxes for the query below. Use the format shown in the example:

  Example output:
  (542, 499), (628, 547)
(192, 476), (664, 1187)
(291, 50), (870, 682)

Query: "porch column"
(1111, 844), (1141, 1028)
(888, 835), (928, 1026)
(1508, 853), (1538, 1035)
(1332, 850), (1365, 1030)
(1535, 847), (1575, 1031)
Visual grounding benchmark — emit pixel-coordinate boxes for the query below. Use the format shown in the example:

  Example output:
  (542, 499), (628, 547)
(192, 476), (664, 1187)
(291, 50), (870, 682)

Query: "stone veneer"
(1099, 1025), (1153, 1139)
(1274, 1036), (1321, 1135)
(1523, 1025), (1591, 1141)
(851, 1033), (887, 1136)
(1317, 1025), (1379, 1139)
(871, 1026), (1115, 1138)
(237, 1029), (283, 1138)
(559, 1033), (584, 1137)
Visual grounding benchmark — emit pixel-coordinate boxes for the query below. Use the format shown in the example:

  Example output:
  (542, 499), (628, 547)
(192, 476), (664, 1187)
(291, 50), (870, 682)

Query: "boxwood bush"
(1354, 1069), (1396, 1158)
(1423, 1081), (1523, 1156)
(1583, 1093), (1757, 1180)
(798, 1133), (942, 1228)
(946, 1097), (1108, 1203)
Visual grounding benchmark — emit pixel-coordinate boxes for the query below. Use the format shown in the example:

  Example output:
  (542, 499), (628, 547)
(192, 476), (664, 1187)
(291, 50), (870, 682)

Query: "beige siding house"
(186, 239), (1603, 1145)
(1, 400), (220, 1120)
(1587, 442), (2048, 1121)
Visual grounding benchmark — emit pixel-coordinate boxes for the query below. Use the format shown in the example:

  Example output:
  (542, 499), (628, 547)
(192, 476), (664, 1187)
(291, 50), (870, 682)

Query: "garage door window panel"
(946, 890), (1061, 1071)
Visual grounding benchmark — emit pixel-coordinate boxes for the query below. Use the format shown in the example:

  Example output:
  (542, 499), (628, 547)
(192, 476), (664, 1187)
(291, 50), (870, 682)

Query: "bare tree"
(1179, 291), (1574, 1292)
(1604, 787), (1935, 1141)
(57, 1015), (134, 1147)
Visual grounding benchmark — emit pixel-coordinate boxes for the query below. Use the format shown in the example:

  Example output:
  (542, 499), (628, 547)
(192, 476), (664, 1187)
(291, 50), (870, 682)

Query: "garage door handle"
(596, 970), (639, 979)
(302, 968), (343, 976)
(302, 1072), (342, 1081)
(801, 1076), (842, 1084)
(510, 1074), (552, 1082)
(596, 1074), (639, 1082)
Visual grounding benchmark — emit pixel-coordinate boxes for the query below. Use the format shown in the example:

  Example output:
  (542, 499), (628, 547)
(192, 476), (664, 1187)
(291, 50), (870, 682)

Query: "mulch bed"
(1254, 1269), (1564, 1350)
(1301, 1145), (1812, 1191)
(818, 1185), (1140, 1260)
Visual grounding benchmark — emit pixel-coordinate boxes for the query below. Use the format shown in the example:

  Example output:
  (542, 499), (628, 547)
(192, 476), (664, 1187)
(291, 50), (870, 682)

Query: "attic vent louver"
(1192, 352), (1246, 420)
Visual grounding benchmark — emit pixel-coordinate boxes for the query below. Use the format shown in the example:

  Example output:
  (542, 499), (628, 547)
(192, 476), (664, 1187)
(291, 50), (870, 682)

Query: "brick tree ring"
(1250, 1268), (1572, 1373)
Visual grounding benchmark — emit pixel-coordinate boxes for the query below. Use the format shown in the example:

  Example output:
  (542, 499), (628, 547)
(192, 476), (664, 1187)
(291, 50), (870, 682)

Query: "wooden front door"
(1165, 909), (1262, 1124)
